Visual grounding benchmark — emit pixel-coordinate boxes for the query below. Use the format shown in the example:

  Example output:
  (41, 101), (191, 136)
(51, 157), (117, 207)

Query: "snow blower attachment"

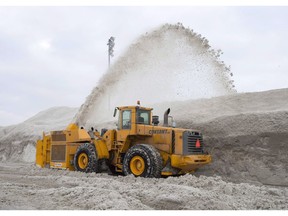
(36, 104), (211, 177)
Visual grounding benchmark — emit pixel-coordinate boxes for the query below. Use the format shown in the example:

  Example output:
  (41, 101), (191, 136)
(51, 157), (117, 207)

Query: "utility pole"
(107, 36), (115, 68)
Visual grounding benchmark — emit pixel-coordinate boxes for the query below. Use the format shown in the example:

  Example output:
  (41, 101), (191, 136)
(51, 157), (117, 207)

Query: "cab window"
(137, 110), (150, 125)
(122, 110), (131, 129)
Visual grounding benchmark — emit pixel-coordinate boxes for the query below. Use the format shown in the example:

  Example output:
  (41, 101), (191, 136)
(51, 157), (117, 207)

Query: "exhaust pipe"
(163, 108), (170, 127)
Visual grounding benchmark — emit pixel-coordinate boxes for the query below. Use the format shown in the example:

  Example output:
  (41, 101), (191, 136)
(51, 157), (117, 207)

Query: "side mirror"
(113, 107), (118, 117)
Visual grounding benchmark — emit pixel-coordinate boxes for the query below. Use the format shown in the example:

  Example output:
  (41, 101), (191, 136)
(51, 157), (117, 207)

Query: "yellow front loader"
(36, 103), (211, 177)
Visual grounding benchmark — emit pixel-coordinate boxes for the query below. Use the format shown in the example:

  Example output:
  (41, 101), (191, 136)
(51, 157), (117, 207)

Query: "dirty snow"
(0, 162), (287, 210)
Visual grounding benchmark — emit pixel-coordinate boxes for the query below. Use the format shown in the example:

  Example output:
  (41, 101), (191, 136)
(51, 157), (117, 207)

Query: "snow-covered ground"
(0, 162), (287, 210)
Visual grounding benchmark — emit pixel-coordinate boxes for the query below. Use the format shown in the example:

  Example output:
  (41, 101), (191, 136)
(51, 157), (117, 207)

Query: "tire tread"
(123, 144), (162, 178)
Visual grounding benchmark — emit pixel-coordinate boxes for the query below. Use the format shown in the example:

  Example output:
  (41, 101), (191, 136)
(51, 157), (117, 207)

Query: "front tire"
(74, 143), (98, 173)
(123, 144), (162, 178)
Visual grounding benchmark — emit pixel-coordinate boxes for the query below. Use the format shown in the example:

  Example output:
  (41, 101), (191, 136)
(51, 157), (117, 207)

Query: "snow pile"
(152, 88), (288, 124)
(172, 89), (288, 187)
(0, 89), (287, 187)
(74, 23), (235, 127)
(0, 107), (78, 162)
(0, 163), (287, 210)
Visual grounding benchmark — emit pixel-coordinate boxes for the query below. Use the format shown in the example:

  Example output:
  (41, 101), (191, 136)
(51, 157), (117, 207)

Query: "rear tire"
(74, 143), (98, 173)
(123, 144), (162, 178)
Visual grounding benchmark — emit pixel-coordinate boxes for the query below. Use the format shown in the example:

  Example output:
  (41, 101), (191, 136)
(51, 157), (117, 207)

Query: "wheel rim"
(130, 156), (145, 176)
(78, 153), (88, 169)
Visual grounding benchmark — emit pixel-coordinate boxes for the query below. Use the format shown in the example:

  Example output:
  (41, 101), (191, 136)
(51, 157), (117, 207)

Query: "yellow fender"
(94, 139), (109, 159)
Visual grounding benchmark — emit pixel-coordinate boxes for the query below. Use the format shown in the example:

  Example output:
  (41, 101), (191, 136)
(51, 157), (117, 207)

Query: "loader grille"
(51, 145), (66, 162)
(51, 133), (66, 142)
(183, 131), (204, 155)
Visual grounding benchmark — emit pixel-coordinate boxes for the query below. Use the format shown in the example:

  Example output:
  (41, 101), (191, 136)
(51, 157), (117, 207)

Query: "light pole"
(107, 37), (115, 111)
(107, 36), (115, 68)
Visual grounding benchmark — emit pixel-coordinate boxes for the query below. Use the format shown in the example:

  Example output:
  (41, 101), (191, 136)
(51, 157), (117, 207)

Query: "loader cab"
(113, 105), (153, 131)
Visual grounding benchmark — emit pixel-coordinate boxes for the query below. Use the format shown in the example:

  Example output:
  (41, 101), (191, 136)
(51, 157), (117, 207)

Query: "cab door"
(117, 109), (132, 141)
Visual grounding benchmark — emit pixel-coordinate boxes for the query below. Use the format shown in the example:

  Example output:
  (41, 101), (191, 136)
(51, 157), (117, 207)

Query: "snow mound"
(170, 89), (288, 186)
(0, 107), (78, 162)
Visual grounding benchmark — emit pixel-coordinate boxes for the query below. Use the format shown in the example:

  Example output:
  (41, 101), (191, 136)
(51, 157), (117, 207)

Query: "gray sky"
(0, 6), (288, 126)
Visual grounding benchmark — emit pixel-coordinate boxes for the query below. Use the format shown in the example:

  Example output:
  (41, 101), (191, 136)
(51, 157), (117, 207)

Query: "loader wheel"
(123, 144), (162, 178)
(78, 153), (89, 170)
(74, 143), (98, 173)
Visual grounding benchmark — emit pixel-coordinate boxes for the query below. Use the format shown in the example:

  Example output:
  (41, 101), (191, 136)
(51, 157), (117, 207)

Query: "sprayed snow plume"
(74, 23), (236, 126)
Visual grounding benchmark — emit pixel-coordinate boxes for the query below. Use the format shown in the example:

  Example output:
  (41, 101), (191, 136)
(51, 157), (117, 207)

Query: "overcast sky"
(0, 6), (288, 126)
